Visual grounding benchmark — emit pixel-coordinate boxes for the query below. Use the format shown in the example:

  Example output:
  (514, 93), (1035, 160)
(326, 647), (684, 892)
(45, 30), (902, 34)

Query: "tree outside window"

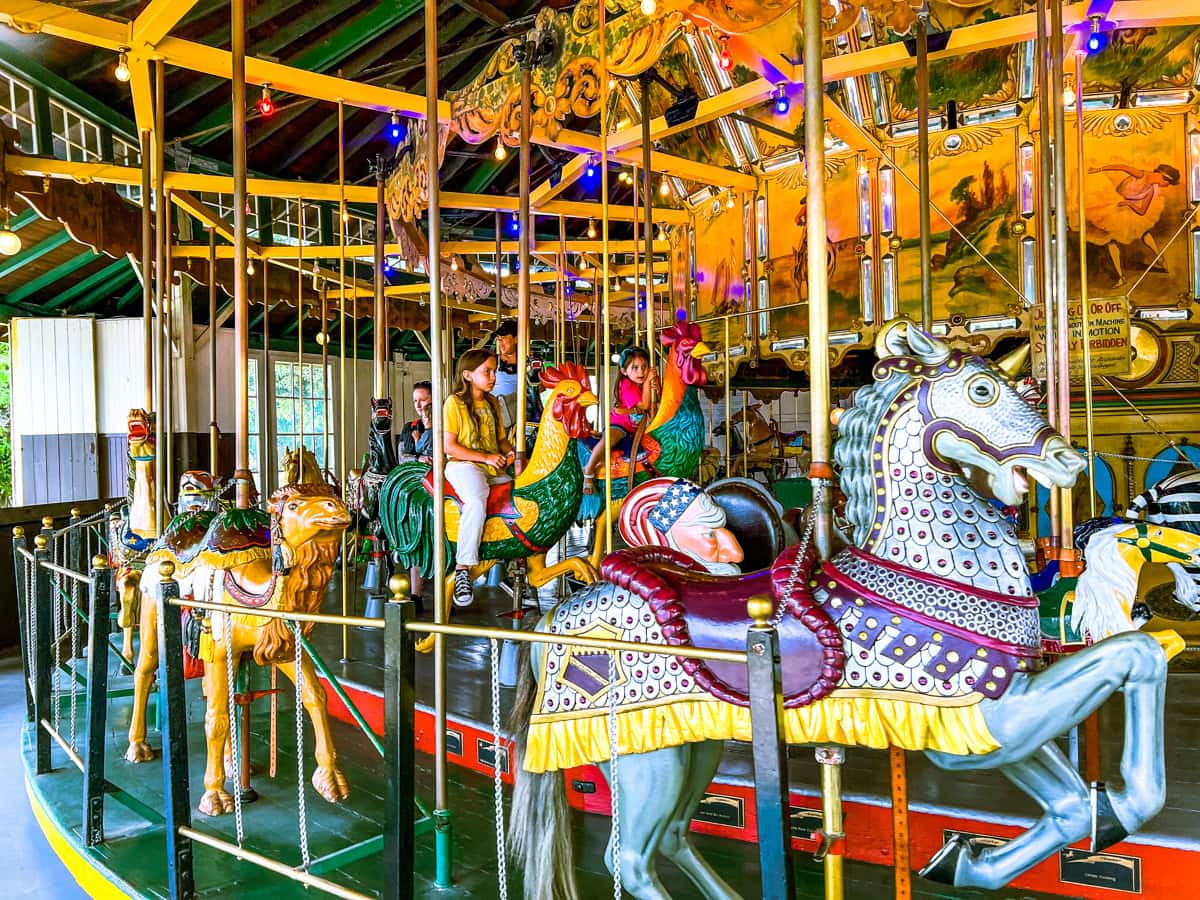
(273, 360), (330, 491)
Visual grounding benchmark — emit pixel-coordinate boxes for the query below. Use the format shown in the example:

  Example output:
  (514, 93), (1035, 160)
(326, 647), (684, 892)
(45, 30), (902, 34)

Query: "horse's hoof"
(1091, 782), (1129, 852)
(125, 742), (157, 763)
(312, 766), (350, 802)
(918, 833), (971, 885)
(198, 789), (234, 816)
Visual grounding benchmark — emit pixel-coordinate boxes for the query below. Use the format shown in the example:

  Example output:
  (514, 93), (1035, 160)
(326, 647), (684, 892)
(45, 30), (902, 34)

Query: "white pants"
(445, 461), (511, 567)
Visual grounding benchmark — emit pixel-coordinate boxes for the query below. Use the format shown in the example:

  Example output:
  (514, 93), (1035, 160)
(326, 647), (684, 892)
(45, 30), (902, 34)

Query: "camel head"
(127, 409), (155, 462)
(270, 482), (351, 554)
(540, 362), (598, 439)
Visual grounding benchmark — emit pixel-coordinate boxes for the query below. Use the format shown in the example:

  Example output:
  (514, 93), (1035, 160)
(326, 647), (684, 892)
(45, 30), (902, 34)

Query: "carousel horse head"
(370, 396), (393, 434)
(618, 477), (743, 574)
(176, 470), (217, 513)
(282, 445), (324, 486)
(539, 362), (599, 438)
(660, 320), (712, 387)
(127, 408), (155, 462)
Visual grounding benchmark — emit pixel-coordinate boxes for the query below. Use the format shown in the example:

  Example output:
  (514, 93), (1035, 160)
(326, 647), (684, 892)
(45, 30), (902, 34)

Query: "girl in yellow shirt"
(443, 348), (515, 606)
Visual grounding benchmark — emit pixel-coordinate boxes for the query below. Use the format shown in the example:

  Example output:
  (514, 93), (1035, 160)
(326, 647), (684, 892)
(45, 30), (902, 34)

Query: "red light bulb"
(257, 85), (274, 117)
(718, 36), (733, 71)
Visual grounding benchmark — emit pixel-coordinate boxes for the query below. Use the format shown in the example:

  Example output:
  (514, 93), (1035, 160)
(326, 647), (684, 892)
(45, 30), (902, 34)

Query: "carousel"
(5, 0), (1200, 898)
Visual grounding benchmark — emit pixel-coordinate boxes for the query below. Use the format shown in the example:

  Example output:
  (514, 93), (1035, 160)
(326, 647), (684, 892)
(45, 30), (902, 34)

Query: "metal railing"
(17, 515), (796, 899)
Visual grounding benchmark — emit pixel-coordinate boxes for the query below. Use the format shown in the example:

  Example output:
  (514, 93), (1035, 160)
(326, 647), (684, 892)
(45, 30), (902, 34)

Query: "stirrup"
(1090, 782), (1129, 852)
(918, 833), (971, 884)
(582, 473), (596, 495)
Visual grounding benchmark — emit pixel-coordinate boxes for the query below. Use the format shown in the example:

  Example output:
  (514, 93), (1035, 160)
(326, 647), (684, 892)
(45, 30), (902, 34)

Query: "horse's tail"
(508, 643), (577, 900)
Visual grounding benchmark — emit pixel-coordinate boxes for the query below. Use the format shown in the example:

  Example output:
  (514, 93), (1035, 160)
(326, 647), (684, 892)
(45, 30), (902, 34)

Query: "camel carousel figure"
(108, 409), (158, 663)
(508, 323), (1182, 898)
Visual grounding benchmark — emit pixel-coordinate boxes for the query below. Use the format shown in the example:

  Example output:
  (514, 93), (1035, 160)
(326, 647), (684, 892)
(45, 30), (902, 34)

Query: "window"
(49, 99), (102, 162)
(247, 358), (262, 494)
(342, 212), (375, 246)
(273, 360), (331, 492)
(273, 198), (322, 245)
(114, 137), (142, 204)
(198, 192), (259, 236)
(0, 70), (36, 152)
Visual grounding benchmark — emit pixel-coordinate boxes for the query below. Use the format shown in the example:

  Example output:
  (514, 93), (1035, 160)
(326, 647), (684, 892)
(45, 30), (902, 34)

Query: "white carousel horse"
(508, 324), (1180, 898)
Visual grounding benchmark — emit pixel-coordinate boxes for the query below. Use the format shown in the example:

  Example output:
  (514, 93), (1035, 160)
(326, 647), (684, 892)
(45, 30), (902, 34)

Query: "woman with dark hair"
(1083, 162), (1181, 286)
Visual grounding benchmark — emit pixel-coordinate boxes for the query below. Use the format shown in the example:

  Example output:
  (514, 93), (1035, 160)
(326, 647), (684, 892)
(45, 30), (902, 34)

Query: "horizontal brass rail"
(40, 718), (84, 773)
(167, 597), (384, 630)
(39, 560), (90, 585)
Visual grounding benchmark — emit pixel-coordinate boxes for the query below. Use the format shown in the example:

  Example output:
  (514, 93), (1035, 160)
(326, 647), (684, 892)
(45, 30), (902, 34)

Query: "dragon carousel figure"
(508, 323), (1182, 898)
(108, 409), (159, 663)
(379, 363), (600, 648)
(578, 320), (712, 568)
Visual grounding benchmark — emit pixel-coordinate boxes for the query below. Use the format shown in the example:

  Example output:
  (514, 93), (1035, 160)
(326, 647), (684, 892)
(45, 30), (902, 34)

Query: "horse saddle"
(420, 468), (521, 521)
(707, 477), (789, 573)
(600, 545), (844, 708)
(582, 432), (661, 477)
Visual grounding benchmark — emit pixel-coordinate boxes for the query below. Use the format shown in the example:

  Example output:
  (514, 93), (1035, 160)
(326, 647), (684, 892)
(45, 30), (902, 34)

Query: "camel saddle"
(420, 468), (521, 521)
(600, 545), (845, 708)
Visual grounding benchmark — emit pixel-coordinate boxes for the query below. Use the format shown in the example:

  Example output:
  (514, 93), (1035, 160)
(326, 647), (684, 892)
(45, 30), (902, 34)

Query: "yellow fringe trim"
(525, 693), (999, 773)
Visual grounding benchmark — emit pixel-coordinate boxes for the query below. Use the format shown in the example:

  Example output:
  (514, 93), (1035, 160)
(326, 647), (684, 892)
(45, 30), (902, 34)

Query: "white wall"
(95, 318), (147, 433)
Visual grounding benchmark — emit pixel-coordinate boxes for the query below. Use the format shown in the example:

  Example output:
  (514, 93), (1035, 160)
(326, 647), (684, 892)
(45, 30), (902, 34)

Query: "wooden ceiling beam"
(450, 0), (509, 27)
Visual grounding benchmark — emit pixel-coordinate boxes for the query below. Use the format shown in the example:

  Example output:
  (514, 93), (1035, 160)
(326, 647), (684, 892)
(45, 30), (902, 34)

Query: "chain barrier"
(607, 649), (622, 900)
(69, 564), (80, 750)
(776, 477), (825, 626)
(224, 612), (245, 845)
(52, 509), (109, 537)
(489, 638), (508, 899)
(293, 621), (312, 870)
(51, 564), (62, 739)
(26, 555), (36, 687)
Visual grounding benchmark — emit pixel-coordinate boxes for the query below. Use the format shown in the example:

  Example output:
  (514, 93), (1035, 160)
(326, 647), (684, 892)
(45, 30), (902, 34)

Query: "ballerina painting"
(1080, 162), (1181, 287)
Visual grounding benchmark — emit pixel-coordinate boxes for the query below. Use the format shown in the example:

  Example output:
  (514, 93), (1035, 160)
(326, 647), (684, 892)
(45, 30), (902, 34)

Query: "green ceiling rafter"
(0, 230), (73, 280)
(45, 258), (131, 311)
(115, 281), (143, 313)
(74, 266), (138, 312)
(9, 209), (41, 232)
(463, 158), (511, 194)
(6, 250), (98, 305)
(166, 0), (349, 120)
(190, 0), (424, 147)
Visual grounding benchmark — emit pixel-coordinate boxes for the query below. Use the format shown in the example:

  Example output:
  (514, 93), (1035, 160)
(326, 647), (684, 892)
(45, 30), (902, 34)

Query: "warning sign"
(1031, 295), (1130, 379)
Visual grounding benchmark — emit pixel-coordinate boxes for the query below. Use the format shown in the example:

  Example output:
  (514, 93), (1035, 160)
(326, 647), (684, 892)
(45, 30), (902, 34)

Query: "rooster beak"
(691, 341), (714, 359)
(577, 390), (599, 407)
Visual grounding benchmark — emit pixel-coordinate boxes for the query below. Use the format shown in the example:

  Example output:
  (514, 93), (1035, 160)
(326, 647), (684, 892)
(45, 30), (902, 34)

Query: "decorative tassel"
(198, 621), (215, 663)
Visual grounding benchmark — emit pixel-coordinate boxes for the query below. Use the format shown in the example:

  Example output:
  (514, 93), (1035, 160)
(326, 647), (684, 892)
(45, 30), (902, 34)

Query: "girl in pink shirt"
(583, 346), (659, 494)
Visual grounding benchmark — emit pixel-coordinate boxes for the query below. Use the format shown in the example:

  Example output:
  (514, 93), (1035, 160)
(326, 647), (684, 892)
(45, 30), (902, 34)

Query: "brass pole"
(600, 0), (613, 554)
(916, 12), (933, 330)
(749, 189), (759, 349)
(724, 317), (731, 475)
(337, 99), (349, 659)
(1074, 52), (1096, 519)
(423, 0), (450, 839)
(1035, 0), (1060, 542)
(516, 62), (532, 468)
(632, 162), (640, 348)
(153, 62), (167, 528)
(140, 128), (153, 413)
(373, 156), (387, 398)
(1050, 0), (1074, 549)
(558, 215), (567, 367)
(262, 269), (269, 490)
(297, 199), (305, 481)
(641, 74), (655, 362)
(741, 389), (749, 478)
(493, 211), (503, 326)
(232, 0), (251, 509)
(162, 184), (174, 504)
(208, 227), (218, 478)
(804, 0), (833, 561)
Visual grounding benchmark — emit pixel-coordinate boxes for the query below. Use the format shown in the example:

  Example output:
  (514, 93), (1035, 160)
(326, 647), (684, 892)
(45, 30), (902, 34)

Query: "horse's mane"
(1072, 523), (1139, 642)
(832, 366), (911, 544)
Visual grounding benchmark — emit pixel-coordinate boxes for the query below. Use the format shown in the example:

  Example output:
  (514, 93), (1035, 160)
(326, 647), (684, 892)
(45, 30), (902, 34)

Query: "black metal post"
(12, 527), (33, 722)
(746, 597), (794, 899)
(82, 554), (111, 846)
(383, 586), (416, 900)
(156, 563), (195, 899)
(68, 507), (83, 643)
(32, 535), (53, 774)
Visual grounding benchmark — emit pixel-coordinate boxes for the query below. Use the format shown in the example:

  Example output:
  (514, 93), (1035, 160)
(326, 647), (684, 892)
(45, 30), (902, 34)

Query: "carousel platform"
(16, 576), (1198, 899)
(15, 643), (1066, 900)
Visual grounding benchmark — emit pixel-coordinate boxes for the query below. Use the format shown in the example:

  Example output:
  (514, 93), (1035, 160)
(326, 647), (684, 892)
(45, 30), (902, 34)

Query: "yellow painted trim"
(24, 776), (137, 900)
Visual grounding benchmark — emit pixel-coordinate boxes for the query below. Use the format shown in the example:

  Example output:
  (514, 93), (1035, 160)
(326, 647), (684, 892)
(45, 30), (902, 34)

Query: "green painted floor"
(15, 640), (1066, 899)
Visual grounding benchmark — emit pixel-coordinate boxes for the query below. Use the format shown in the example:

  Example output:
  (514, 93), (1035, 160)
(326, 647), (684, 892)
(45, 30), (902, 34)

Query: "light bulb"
(1063, 84), (1077, 106)
(494, 137), (507, 161)
(718, 36), (733, 72)
(450, 256), (459, 271)
(257, 85), (274, 117)
(773, 84), (789, 116)
(386, 111), (404, 143)
(113, 51), (131, 83)
(247, 260), (255, 276)
(587, 218), (597, 239)
(725, 193), (735, 209)
(0, 228), (21, 256)
(640, 0), (656, 14)
(659, 178), (670, 197)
